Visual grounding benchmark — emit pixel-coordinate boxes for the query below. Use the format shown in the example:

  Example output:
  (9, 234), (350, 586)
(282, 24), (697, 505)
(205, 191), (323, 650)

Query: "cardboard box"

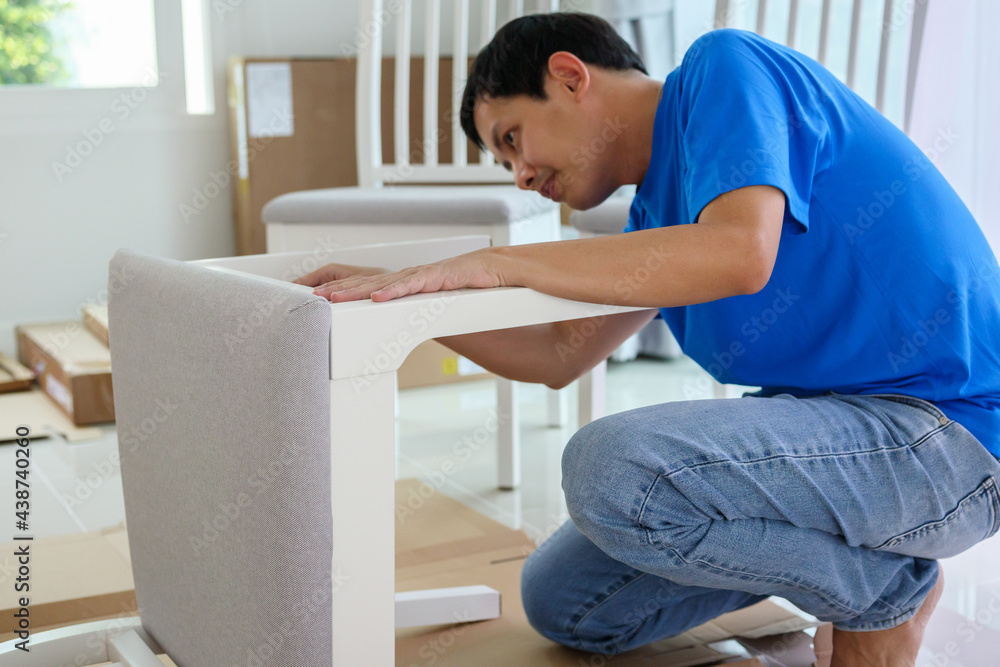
(228, 56), (481, 256)
(398, 339), (493, 390)
(0, 480), (816, 665)
(16, 321), (115, 426)
(0, 352), (33, 394)
(82, 303), (109, 347)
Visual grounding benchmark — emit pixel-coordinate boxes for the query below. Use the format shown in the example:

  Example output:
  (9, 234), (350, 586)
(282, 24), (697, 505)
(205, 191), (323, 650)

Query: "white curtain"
(908, 0), (1000, 256)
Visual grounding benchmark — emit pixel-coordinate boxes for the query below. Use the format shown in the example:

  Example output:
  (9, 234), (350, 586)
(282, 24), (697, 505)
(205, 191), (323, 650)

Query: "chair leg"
(577, 361), (607, 430)
(546, 386), (567, 427)
(330, 373), (397, 666)
(496, 377), (521, 490)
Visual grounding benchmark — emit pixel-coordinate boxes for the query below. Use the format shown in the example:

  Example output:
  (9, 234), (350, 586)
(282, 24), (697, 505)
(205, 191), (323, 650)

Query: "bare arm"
(435, 308), (659, 390)
(310, 185), (786, 311)
(487, 186), (786, 308)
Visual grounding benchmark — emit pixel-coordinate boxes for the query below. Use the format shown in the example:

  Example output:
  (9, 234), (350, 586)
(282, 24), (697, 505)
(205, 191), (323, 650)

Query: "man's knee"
(561, 415), (634, 522)
(520, 547), (565, 640)
(521, 548), (646, 656)
(561, 412), (711, 563)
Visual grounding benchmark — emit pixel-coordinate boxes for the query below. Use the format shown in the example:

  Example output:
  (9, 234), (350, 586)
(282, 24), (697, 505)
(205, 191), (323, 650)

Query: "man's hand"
(304, 249), (506, 303)
(293, 263), (386, 286)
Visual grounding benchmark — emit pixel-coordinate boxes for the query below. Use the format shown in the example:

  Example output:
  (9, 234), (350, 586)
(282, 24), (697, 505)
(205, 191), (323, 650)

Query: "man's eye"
(504, 131), (514, 147)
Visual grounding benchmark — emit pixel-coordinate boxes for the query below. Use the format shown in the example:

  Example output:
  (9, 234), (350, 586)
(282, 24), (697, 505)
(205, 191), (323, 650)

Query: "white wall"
(0, 0), (358, 357)
(908, 0), (1000, 256)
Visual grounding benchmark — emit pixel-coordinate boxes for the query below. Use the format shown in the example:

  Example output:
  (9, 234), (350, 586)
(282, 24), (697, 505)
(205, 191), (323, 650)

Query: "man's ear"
(546, 51), (590, 100)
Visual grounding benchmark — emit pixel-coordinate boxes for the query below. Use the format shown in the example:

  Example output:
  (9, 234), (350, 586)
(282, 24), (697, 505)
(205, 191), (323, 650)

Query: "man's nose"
(514, 160), (536, 190)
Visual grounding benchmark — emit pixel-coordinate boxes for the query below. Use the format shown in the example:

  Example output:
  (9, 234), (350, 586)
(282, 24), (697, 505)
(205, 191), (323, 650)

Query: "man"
(295, 13), (1000, 667)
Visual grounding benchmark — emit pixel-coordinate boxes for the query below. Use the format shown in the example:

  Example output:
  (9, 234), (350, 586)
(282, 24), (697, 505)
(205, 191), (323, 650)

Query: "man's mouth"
(540, 174), (558, 202)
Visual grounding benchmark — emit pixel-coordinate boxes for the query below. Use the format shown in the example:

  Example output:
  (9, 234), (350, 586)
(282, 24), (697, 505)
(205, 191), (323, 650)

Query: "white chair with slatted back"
(571, 0), (930, 397)
(263, 0), (606, 492)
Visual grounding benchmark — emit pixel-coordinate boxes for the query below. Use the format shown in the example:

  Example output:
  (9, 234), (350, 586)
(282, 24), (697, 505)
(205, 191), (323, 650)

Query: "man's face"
(472, 74), (621, 211)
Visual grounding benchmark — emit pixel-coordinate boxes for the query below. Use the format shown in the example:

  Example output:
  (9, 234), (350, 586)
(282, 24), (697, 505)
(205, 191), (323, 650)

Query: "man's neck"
(598, 72), (663, 189)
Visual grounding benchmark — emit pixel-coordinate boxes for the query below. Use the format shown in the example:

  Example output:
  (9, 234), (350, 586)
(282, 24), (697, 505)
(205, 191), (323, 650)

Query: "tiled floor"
(2, 355), (999, 664)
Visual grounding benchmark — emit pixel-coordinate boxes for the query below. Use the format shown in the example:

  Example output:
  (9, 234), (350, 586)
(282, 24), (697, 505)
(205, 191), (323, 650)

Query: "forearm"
(434, 308), (658, 390)
(488, 224), (767, 307)
(434, 323), (565, 387)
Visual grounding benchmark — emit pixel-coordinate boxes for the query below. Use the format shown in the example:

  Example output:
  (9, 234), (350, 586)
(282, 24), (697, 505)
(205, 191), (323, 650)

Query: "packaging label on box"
(45, 374), (73, 414)
(246, 62), (294, 138)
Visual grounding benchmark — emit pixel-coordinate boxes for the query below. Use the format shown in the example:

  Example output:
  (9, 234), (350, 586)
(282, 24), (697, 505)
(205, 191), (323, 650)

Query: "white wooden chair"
(262, 0), (605, 491)
(0, 237), (646, 666)
(571, 0), (930, 398)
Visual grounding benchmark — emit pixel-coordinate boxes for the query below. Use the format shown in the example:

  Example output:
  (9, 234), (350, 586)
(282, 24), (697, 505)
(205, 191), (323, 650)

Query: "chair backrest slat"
(904, 0), (929, 134)
(756, 0), (768, 34)
(480, 0), (497, 167)
(817, 0), (833, 65)
(394, 0), (413, 167)
(786, 0), (799, 50)
(846, 0), (863, 89)
(715, 0), (730, 28)
(511, 0), (525, 24)
(727, 0), (924, 131)
(358, 0), (533, 186)
(874, 0), (892, 114)
(357, 0), (383, 188)
(452, 0), (470, 167)
(424, 0), (441, 168)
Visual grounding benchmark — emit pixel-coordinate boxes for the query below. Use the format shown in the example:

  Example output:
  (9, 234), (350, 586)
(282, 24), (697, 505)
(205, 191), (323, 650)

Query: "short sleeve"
(679, 30), (826, 233)
(623, 195), (645, 234)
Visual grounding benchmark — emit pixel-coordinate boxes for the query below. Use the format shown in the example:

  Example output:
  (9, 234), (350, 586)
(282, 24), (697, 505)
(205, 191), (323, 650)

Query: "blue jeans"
(522, 391), (1000, 655)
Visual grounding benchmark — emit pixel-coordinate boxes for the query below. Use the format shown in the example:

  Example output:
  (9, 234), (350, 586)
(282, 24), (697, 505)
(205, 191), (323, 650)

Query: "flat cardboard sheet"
(82, 304), (109, 347)
(0, 522), (134, 636)
(0, 479), (814, 665)
(0, 388), (101, 442)
(0, 351), (33, 394)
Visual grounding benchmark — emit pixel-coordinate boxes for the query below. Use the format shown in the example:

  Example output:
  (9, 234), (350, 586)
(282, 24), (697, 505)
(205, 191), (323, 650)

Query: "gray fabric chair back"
(107, 248), (333, 666)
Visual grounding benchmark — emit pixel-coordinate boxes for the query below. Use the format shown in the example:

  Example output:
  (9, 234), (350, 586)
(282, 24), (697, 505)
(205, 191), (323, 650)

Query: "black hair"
(459, 12), (647, 151)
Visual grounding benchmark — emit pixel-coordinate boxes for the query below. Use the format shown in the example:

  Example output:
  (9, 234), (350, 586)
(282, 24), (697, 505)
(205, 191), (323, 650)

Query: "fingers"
(292, 263), (383, 287)
(292, 266), (336, 287)
(313, 267), (427, 302)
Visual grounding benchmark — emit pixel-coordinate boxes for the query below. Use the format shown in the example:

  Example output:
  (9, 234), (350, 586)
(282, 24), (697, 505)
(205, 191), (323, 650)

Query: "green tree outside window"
(0, 0), (72, 84)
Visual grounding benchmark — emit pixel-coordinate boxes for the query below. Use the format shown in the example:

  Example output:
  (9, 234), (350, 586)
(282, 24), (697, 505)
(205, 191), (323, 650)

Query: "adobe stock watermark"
(349, 293), (459, 394)
(338, 0), (409, 57)
(569, 116), (629, 172)
(843, 126), (960, 244)
(553, 303), (632, 364)
(395, 407), (512, 526)
(189, 437), (303, 557)
(924, 586), (1000, 667)
(51, 68), (163, 183)
(401, 610), (477, 667)
(31, 264), (135, 359)
(882, 0), (930, 37)
(887, 259), (1000, 373)
(682, 286), (801, 399)
(238, 561), (349, 667)
(213, 0), (246, 19)
(62, 396), (181, 511)
(180, 109), (293, 224)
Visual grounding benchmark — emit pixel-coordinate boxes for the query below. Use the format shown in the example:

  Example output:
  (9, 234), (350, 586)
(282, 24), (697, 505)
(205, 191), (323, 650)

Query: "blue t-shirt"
(625, 29), (1000, 457)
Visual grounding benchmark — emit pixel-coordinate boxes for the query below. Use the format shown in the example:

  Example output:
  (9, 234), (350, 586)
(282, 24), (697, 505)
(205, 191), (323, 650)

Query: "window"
(0, 0), (158, 88)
